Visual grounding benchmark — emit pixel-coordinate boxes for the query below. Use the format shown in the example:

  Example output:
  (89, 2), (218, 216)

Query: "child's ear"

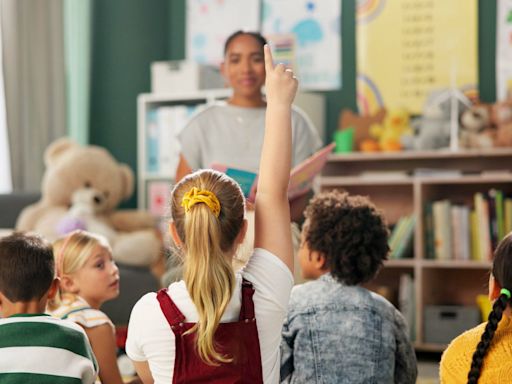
(235, 219), (248, 246)
(489, 274), (502, 300)
(60, 275), (79, 294)
(169, 221), (182, 247)
(47, 278), (60, 300)
(311, 251), (327, 270)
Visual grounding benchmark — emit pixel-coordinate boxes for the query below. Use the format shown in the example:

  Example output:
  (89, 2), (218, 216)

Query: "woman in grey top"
(176, 30), (321, 221)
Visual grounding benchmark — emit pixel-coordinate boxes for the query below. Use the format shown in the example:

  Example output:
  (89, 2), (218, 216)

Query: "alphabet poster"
(356, 0), (478, 115)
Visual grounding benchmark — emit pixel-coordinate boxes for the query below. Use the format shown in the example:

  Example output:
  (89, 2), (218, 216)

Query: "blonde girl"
(48, 230), (126, 384)
(126, 45), (296, 383)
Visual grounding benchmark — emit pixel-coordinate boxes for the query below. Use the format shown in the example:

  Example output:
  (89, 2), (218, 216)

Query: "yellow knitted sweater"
(440, 315), (512, 383)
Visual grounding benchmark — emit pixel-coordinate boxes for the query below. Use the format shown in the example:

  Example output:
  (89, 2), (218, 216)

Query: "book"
(398, 273), (415, 342)
(433, 200), (452, 260)
(393, 215), (415, 259)
(211, 142), (336, 202)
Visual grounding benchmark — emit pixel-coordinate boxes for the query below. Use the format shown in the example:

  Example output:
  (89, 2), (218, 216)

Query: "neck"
(228, 94), (266, 108)
(2, 300), (46, 317)
(80, 295), (101, 310)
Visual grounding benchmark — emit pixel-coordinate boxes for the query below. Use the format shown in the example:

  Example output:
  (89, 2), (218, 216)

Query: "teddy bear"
(16, 137), (162, 267)
(459, 104), (495, 149)
(492, 100), (512, 147)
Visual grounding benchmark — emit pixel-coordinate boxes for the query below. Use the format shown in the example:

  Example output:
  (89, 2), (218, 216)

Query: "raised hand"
(264, 44), (298, 107)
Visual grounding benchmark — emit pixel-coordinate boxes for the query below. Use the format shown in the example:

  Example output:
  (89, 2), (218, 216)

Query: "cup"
(334, 127), (354, 153)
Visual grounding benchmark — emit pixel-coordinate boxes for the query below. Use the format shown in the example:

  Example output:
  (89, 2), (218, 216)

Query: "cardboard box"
(151, 61), (225, 94)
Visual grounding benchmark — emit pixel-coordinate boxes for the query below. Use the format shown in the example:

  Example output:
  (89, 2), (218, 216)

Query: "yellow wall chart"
(356, 0), (478, 115)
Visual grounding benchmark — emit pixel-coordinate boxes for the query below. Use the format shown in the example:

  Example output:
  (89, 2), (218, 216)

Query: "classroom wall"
(89, 0), (496, 208)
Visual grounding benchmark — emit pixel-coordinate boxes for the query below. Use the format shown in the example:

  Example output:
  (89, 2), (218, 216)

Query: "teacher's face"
(221, 34), (265, 99)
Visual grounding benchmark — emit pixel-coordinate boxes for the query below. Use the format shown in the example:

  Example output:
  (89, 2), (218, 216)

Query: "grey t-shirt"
(179, 102), (322, 173)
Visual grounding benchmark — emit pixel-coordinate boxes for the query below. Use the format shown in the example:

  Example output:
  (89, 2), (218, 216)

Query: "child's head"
(0, 232), (56, 312)
(170, 169), (246, 364)
(222, 30), (267, 99)
(50, 230), (119, 310)
(299, 190), (389, 284)
(468, 233), (512, 383)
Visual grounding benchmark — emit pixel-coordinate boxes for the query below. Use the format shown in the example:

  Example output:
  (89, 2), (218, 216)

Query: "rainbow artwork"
(356, 0), (387, 24)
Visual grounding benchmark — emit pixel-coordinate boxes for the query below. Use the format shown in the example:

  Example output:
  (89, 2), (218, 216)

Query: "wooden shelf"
(320, 149), (512, 351)
(414, 342), (447, 353)
(385, 259), (416, 268)
(327, 148), (512, 162)
(420, 259), (492, 269)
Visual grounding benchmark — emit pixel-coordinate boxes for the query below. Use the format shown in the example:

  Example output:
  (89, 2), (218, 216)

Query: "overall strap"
(239, 278), (256, 321)
(156, 288), (186, 327)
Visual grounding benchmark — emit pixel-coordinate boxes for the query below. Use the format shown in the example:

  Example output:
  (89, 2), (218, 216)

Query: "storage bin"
(424, 305), (480, 344)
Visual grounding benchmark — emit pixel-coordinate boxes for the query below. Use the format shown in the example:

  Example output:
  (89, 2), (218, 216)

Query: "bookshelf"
(319, 148), (512, 352)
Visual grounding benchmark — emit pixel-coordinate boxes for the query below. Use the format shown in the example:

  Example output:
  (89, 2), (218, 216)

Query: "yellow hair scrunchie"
(181, 187), (221, 218)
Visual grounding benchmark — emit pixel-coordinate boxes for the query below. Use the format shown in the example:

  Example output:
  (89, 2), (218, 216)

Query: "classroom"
(0, 1), (510, 383)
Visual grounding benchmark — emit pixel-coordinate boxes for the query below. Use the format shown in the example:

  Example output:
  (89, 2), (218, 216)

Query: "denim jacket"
(280, 274), (417, 384)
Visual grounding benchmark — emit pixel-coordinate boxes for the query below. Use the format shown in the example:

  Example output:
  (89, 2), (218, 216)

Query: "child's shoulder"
(51, 295), (113, 329)
(1, 314), (88, 338)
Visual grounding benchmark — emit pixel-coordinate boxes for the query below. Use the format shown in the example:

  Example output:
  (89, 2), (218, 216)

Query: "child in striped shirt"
(48, 230), (130, 384)
(0, 232), (98, 383)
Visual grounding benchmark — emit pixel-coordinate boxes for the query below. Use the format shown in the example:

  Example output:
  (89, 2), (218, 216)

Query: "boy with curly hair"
(280, 191), (417, 383)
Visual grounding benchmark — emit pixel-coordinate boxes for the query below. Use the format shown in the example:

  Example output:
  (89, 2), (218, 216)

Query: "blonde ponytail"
(171, 170), (245, 365)
(184, 205), (235, 364)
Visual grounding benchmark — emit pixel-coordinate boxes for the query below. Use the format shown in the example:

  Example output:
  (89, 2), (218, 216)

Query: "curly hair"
(303, 190), (389, 285)
(467, 233), (512, 383)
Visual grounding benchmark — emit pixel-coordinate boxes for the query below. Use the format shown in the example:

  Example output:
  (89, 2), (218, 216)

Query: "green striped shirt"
(0, 314), (98, 384)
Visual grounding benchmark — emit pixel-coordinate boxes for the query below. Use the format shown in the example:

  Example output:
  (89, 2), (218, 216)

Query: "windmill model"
(426, 63), (472, 151)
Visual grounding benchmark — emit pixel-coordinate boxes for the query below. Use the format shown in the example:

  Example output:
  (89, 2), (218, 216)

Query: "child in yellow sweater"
(440, 233), (512, 383)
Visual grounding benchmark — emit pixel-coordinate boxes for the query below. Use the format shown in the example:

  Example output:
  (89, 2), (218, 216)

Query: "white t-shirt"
(179, 103), (322, 173)
(126, 248), (293, 384)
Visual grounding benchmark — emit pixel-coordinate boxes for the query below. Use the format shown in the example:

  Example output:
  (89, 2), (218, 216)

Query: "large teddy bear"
(16, 138), (162, 266)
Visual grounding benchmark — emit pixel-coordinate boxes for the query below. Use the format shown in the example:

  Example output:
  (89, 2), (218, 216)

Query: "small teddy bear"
(459, 105), (495, 149)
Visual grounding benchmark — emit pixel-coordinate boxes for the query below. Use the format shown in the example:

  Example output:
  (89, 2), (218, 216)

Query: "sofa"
(0, 192), (160, 325)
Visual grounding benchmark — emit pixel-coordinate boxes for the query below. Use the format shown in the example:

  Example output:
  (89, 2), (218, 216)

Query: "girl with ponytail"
(126, 44), (296, 383)
(440, 233), (512, 383)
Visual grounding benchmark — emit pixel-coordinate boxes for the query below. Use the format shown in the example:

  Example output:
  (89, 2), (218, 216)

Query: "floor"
(417, 353), (441, 384)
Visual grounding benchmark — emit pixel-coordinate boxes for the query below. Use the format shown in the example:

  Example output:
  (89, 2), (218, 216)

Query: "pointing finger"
(264, 44), (274, 72)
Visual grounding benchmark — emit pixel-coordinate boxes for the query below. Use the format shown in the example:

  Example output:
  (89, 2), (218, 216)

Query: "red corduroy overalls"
(156, 279), (264, 384)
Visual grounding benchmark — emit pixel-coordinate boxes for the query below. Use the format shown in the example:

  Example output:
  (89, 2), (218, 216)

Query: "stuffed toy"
(459, 104), (495, 149)
(16, 138), (162, 266)
(369, 109), (413, 151)
(492, 100), (512, 147)
(338, 108), (386, 151)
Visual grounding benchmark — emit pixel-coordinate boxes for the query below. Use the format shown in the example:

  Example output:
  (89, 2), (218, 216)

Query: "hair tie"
(181, 187), (221, 218)
(501, 288), (511, 300)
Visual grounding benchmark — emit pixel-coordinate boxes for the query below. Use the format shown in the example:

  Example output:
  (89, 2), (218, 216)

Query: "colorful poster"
(261, 0), (341, 90)
(147, 181), (171, 217)
(357, 0), (478, 115)
(497, 0), (512, 101)
(186, 0), (260, 66)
